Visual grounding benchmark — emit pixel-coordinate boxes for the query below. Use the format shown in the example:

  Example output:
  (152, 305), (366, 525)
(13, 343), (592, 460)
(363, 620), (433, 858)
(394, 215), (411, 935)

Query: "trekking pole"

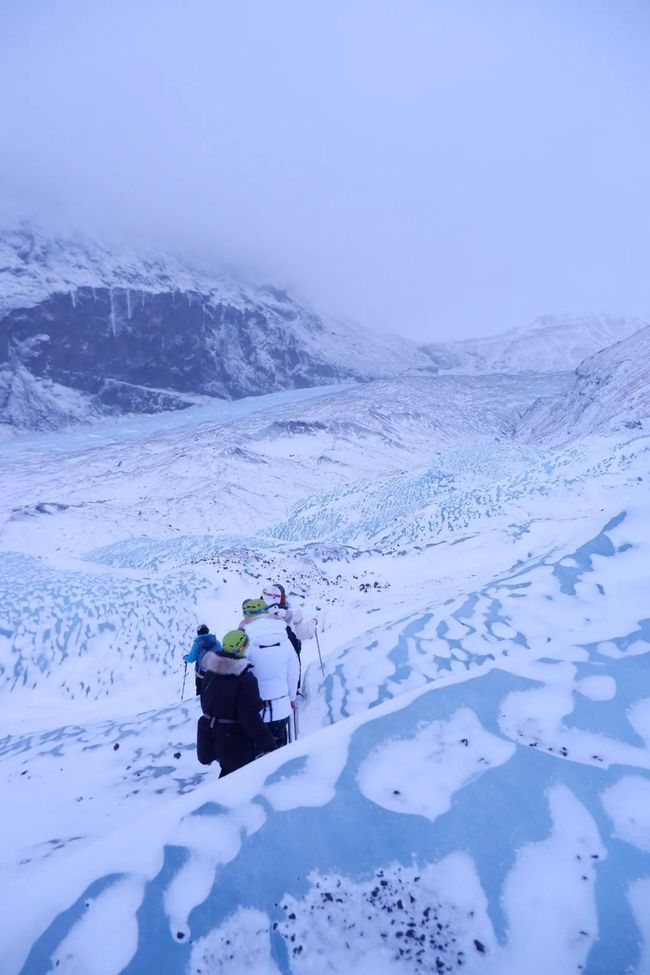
(181, 663), (188, 701)
(315, 627), (325, 678)
(293, 701), (299, 741)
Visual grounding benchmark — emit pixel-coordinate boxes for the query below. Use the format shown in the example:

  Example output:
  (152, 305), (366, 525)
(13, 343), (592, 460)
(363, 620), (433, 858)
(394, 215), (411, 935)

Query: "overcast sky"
(0, 0), (649, 340)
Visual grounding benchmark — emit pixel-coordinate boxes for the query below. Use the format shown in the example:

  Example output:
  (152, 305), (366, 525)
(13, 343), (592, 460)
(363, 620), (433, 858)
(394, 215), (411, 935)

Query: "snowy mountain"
(0, 222), (433, 432)
(2, 226), (650, 972)
(2, 222), (647, 435)
(517, 325), (650, 443)
(422, 313), (648, 375)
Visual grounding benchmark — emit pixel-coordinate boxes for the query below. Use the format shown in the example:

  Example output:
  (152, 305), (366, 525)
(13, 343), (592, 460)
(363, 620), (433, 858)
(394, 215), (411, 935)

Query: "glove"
(183, 654), (191, 664)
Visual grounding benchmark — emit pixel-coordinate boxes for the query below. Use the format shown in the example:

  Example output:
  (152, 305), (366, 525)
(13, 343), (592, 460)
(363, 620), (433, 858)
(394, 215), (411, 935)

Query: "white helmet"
(262, 584), (284, 606)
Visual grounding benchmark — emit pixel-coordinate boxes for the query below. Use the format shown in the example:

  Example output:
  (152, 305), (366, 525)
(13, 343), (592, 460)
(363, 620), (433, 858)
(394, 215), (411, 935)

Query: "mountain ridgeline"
(0, 222), (647, 432)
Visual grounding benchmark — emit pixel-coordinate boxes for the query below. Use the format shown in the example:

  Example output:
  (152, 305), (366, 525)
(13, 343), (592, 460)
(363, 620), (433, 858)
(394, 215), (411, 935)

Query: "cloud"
(0, 0), (649, 339)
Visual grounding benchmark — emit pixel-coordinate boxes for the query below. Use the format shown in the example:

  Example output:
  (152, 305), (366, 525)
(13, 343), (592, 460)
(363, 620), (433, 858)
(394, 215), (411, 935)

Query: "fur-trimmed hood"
(202, 651), (249, 676)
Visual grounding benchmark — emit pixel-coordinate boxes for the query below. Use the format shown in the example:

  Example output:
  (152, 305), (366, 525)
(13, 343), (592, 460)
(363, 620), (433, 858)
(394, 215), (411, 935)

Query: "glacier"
(1, 317), (650, 974)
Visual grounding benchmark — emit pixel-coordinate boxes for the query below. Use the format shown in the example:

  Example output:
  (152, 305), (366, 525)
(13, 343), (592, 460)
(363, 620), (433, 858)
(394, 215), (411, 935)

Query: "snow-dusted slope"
(517, 325), (650, 444)
(0, 222), (433, 432)
(0, 364), (105, 432)
(422, 313), (647, 375)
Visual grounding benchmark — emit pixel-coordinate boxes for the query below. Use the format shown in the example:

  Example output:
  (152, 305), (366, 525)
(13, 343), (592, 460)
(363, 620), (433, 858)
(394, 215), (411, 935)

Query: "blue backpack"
(196, 633), (220, 672)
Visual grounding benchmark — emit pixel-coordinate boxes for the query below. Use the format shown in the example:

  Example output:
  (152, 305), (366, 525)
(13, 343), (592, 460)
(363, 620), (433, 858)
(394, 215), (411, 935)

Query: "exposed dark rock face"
(0, 222), (434, 431)
(0, 285), (349, 411)
(3, 288), (218, 395)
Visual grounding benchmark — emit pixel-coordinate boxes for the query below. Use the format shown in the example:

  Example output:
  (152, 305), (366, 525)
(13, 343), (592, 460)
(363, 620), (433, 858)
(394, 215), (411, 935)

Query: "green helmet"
(242, 598), (268, 617)
(221, 629), (249, 658)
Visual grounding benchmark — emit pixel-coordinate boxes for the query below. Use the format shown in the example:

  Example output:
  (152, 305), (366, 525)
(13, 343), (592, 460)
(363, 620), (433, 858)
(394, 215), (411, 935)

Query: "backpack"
(196, 715), (216, 765)
(196, 634), (219, 672)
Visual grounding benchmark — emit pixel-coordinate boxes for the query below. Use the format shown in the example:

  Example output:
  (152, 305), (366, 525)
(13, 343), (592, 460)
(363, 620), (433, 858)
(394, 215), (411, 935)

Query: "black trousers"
(267, 718), (290, 749)
(213, 724), (256, 777)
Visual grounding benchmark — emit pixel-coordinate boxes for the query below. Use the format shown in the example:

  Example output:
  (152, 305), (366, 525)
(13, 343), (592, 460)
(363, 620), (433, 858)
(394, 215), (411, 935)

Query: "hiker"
(240, 598), (300, 749)
(198, 629), (275, 778)
(184, 624), (221, 695)
(261, 583), (318, 665)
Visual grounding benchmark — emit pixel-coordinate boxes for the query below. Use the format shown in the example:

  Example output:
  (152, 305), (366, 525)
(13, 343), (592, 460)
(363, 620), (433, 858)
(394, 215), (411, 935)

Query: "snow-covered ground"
(1, 335), (649, 974)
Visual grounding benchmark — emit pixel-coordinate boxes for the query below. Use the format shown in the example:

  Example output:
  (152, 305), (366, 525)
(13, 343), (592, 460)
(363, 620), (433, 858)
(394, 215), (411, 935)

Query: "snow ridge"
(517, 325), (650, 443)
(422, 313), (648, 375)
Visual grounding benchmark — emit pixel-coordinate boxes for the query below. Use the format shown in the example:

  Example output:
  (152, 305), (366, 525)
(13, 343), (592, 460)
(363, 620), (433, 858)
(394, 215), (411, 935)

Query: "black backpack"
(196, 715), (216, 765)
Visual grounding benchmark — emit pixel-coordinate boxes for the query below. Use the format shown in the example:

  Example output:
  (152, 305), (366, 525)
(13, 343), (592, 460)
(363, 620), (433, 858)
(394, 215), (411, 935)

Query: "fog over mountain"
(2, 220), (646, 434)
(1, 0), (649, 340)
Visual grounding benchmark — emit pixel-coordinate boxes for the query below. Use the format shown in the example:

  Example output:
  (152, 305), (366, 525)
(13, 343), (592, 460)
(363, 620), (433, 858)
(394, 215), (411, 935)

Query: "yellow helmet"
(242, 598), (268, 617)
(221, 629), (249, 658)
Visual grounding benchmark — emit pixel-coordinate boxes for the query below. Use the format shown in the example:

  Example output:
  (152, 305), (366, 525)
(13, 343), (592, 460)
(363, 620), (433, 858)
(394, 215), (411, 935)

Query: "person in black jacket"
(198, 629), (275, 778)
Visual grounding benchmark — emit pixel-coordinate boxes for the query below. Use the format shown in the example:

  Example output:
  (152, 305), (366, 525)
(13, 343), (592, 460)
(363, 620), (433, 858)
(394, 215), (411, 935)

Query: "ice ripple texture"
(12, 642), (650, 975)
(0, 552), (211, 700)
(3, 502), (649, 975)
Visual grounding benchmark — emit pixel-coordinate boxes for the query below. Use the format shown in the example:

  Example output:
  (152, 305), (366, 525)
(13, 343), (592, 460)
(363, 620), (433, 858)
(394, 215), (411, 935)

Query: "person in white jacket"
(261, 583), (317, 652)
(240, 598), (300, 748)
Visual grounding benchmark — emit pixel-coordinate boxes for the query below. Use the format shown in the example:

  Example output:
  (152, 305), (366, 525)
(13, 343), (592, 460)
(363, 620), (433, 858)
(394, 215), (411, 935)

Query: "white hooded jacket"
(261, 585), (318, 642)
(266, 605), (317, 641)
(243, 614), (300, 722)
